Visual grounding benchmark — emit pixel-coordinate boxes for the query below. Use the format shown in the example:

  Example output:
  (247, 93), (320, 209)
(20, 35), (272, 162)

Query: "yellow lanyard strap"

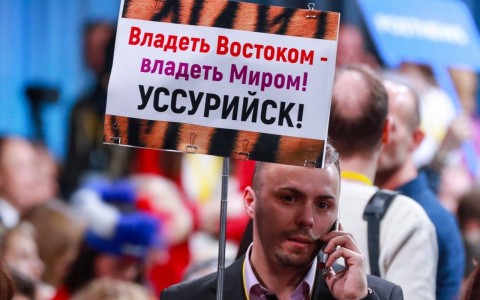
(341, 171), (373, 186)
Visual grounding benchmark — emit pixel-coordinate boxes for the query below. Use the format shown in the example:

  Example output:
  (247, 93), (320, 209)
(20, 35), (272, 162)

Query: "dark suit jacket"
(160, 255), (403, 300)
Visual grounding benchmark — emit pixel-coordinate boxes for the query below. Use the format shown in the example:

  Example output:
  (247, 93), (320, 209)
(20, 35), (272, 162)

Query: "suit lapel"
(208, 256), (247, 300)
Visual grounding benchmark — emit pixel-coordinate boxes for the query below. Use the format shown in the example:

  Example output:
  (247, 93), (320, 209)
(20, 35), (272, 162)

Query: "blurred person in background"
(82, 22), (116, 80)
(15, 134), (86, 289)
(20, 141), (85, 289)
(328, 64), (438, 299)
(22, 204), (84, 289)
(0, 136), (75, 299)
(397, 63), (458, 170)
(1, 223), (44, 284)
(71, 278), (154, 300)
(0, 137), (39, 230)
(0, 222), (54, 300)
(375, 78), (465, 300)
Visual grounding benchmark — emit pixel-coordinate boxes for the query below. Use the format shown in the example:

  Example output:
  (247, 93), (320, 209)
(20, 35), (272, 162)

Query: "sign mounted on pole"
(104, 0), (339, 167)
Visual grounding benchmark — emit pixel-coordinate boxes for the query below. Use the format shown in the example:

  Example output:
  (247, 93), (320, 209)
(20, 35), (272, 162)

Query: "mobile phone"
(319, 218), (339, 262)
(333, 217), (340, 231)
(319, 213), (340, 276)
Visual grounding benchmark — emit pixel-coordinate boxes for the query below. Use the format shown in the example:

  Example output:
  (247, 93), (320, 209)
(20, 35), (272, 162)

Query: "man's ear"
(411, 127), (425, 151)
(243, 186), (255, 218)
(382, 119), (391, 145)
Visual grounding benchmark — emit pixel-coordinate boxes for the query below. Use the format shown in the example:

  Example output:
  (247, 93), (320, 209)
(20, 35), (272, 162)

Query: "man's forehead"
(260, 163), (341, 198)
(259, 162), (340, 179)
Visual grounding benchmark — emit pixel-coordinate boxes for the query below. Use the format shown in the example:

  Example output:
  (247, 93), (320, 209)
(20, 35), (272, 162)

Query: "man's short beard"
(274, 240), (323, 268)
(307, 228), (321, 241)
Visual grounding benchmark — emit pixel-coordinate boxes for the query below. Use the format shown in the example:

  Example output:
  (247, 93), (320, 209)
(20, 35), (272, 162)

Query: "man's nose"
(296, 205), (314, 228)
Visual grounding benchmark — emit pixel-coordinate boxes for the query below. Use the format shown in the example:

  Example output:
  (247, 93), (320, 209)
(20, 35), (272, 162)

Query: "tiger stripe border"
(122, 0), (339, 41)
(104, 114), (325, 167)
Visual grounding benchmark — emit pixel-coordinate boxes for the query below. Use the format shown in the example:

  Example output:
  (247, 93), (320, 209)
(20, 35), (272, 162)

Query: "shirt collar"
(244, 243), (317, 300)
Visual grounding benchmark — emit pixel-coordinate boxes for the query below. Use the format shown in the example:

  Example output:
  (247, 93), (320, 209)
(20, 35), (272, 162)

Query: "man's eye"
(283, 195), (295, 202)
(316, 202), (330, 209)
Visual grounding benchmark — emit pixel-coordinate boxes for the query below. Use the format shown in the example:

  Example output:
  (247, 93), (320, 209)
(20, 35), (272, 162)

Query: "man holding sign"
(160, 143), (403, 300)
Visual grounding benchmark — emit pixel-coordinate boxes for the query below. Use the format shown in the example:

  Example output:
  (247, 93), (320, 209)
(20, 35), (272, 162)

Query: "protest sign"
(104, 0), (339, 167)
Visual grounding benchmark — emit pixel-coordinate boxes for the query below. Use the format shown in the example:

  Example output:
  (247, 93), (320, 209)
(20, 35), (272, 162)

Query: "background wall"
(0, 0), (120, 160)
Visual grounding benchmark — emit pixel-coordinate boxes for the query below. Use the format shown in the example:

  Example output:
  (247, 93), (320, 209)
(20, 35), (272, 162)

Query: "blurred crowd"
(0, 9), (480, 300)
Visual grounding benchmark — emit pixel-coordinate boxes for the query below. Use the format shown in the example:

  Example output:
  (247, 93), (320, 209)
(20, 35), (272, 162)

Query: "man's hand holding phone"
(320, 222), (369, 300)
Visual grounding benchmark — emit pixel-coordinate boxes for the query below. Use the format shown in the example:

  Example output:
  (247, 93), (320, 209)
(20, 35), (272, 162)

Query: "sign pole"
(216, 157), (229, 300)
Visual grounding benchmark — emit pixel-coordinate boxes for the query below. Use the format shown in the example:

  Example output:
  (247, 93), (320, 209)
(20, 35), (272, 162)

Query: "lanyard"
(242, 259), (250, 300)
(341, 171), (373, 186)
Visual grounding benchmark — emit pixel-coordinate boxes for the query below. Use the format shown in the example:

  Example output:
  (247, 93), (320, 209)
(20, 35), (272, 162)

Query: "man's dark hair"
(252, 141), (340, 195)
(328, 64), (388, 158)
